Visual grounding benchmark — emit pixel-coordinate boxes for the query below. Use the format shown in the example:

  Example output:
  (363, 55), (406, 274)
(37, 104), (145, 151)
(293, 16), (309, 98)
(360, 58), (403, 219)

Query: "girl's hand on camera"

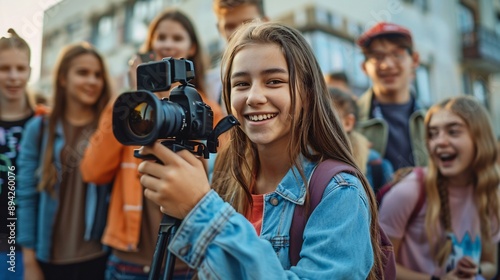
(138, 142), (211, 219)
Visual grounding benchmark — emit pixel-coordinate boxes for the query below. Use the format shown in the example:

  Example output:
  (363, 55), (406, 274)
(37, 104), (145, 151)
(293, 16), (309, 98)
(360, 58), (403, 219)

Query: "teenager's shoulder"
(324, 171), (370, 211)
(382, 168), (424, 200)
(330, 171), (363, 187)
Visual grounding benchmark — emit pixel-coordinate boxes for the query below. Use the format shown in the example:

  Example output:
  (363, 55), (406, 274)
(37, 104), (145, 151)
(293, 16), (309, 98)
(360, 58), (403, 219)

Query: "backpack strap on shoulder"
(408, 167), (425, 225)
(289, 159), (357, 266)
(369, 159), (384, 192)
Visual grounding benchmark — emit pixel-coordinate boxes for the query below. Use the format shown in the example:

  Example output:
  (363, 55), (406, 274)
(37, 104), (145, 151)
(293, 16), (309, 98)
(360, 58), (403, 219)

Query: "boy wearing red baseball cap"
(356, 22), (427, 170)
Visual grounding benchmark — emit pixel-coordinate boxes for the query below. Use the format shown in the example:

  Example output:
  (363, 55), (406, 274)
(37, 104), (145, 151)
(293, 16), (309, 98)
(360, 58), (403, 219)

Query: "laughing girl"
(379, 96), (500, 279)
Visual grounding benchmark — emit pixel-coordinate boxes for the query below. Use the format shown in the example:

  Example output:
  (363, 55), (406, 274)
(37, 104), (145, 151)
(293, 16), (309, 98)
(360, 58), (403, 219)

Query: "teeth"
(248, 114), (276, 121)
(438, 153), (455, 160)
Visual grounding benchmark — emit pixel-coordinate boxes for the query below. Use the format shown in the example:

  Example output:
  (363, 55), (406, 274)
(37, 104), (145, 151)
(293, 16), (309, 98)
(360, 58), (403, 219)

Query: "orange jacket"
(80, 96), (223, 251)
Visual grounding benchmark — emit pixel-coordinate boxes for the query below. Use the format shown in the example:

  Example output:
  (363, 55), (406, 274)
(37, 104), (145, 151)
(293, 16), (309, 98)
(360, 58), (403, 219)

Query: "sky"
(0, 0), (62, 85)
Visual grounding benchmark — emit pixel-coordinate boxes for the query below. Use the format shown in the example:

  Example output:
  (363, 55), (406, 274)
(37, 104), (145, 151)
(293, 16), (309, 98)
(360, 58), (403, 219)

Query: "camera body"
(113, 57), (213, 146)
(113, 57), (238, 158)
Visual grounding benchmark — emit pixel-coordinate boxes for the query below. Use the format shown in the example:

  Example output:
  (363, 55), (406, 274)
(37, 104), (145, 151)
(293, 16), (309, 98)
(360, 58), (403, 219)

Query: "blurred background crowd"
(6, 0), (500, 133)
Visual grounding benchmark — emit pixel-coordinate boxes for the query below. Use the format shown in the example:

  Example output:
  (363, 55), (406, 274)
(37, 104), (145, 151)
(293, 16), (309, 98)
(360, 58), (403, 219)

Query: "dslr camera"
(112, 57), (238, 159)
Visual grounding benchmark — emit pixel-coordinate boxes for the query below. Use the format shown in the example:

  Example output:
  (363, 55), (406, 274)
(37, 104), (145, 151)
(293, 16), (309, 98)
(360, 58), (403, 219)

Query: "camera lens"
(129, 102), (155, 137)
(112, 89), (200, 146)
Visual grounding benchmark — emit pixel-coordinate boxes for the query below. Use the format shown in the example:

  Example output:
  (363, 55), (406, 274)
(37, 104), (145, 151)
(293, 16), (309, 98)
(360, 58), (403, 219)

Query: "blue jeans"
(105, 254), (192, 280)
(0, 250), (24, 280)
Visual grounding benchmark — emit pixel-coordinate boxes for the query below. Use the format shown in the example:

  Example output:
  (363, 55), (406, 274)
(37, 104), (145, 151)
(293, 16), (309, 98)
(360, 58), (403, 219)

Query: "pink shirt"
(379, 169), (500, 276)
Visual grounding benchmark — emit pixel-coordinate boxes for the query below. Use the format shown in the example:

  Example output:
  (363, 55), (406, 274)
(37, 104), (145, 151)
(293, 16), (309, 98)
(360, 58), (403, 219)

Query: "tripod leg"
(149, 215), (181, 280)
(149, 226), (169, 280)
(162, 224), (178, 280)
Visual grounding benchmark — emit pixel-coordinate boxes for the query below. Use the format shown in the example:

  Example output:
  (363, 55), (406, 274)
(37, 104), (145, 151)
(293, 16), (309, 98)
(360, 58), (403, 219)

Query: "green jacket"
(356, 89), (428, 167)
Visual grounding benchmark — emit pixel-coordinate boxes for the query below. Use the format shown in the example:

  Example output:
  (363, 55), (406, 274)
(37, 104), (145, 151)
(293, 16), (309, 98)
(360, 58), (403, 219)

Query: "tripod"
(148, 214), (181, 280)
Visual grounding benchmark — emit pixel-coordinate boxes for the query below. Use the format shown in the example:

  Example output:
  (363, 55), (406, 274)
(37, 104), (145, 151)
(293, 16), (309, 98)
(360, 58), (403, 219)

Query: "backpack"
(289, 159), (396, 279)
(376, 167), (425, 216)
(369, 159), (385, 193)
(367, 150), (393, 194)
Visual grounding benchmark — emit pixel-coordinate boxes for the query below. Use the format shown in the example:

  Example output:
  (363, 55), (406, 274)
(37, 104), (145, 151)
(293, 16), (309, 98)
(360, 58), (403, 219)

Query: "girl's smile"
(245, 112), (278, 123)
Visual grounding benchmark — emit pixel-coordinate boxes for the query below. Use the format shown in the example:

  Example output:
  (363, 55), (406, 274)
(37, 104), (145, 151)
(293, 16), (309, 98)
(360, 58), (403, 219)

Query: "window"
(124, 0), (165, 45)
(125, 1), (149, 44)
(42, 34), (60, 76)
(414, 65), (432, 108)
(294, 9), (307, 26)
(495, 13), (500, 36)
(92, 14), (118, 52)
(315, 8), (330, 26)
(163, 0), (186, 5)
(462, 73), (471, 95)
(146, 0), (163, 19)
(458, 3), (476, 47)
(472, 79), (488, 108)
(66, 20), (83, 43)
(458, 4), (475, 33)
(329, 12), (343, 30)
(463, 73), (490, 109)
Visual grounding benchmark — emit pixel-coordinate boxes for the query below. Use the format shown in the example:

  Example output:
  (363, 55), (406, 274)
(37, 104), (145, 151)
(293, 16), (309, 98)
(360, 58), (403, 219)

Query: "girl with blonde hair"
(380, 96), (500, 279)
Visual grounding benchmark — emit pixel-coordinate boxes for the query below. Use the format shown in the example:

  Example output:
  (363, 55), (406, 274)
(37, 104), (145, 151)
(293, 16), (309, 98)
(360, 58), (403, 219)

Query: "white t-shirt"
(379, 168), (500, 276)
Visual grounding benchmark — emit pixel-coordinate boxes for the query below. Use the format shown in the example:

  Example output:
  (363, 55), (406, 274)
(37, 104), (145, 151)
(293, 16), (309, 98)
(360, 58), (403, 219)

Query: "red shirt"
(246, 194), (264, 235)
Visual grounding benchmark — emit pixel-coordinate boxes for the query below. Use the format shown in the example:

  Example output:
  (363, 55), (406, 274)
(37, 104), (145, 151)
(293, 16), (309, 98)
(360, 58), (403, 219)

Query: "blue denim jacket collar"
(17, 116), (102, 262)
(274, 158), (316, 206)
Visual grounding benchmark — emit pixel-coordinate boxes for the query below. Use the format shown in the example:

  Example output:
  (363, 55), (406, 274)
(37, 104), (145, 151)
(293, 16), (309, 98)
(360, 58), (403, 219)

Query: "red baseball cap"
(357, 22), (413, 47)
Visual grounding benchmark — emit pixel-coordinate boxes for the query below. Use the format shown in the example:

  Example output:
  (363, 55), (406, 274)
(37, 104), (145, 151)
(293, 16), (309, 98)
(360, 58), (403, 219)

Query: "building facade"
(39, 0), (500, 134)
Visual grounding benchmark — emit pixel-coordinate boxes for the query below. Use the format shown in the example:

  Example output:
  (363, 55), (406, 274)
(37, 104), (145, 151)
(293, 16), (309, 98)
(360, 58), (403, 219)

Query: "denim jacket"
(169, 158), (374, 279)
(16, 116), (104, 262)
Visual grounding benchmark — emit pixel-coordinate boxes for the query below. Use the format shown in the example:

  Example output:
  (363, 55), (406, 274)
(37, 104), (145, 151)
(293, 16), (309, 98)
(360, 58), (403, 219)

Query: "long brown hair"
(424, 96), (500, 265)
(141, 9), (206, 95)
(37, 42), (112, 194)
(211, 21), (383, 279)
(0, 28), (33, 117)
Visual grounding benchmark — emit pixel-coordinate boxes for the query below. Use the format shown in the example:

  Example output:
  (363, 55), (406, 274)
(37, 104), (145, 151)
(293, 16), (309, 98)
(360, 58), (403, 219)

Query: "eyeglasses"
(365, 49), (410, 64)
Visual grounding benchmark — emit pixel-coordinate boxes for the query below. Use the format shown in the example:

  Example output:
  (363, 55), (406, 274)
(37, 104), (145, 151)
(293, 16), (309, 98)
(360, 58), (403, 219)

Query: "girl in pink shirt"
(379, 96), (500, 279)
